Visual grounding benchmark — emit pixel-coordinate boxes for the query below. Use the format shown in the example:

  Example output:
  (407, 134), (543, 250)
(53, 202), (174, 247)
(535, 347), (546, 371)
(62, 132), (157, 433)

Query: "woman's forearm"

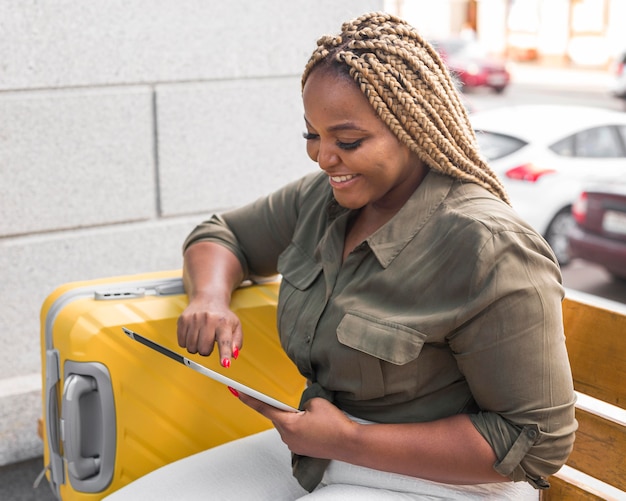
(339, 413), (507, 485)
(182, 241), (245, 302)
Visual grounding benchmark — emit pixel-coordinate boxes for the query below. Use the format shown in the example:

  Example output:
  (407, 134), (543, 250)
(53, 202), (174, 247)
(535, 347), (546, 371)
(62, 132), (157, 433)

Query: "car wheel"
(492, 86), (506, 94)
(608, 271), (626, 282)
(544, 208), (575, 266)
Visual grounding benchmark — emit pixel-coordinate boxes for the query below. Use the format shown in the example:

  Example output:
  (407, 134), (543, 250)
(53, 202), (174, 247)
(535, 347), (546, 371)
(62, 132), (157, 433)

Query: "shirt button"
(527, 429), (538, 439)
(305, 335), (311, 343)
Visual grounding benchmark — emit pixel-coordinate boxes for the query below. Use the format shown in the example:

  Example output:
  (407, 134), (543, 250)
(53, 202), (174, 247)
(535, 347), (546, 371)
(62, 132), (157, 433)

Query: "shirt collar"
(366, 171), (453, 268)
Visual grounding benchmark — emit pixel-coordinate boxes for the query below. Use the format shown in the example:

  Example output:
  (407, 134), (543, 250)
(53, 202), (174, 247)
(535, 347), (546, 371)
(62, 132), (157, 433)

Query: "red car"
(433, 38), (510, 93)
(569, 185), (626, 280)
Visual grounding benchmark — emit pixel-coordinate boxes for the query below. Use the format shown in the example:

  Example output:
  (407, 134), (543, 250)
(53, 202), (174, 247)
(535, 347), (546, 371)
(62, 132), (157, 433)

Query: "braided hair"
(302, 12), (509, 204)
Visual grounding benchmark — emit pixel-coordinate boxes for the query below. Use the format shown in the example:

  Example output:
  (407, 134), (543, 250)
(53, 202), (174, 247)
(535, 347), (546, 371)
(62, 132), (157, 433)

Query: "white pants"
(103, 429), (539, 500)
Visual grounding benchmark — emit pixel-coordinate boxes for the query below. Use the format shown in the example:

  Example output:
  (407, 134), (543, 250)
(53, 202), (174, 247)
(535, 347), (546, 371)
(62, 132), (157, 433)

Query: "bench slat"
(575, 392), (626, 427)
(566, 404), (626, 492)
(541, 465), (626, 501)
(562, 294), (626, 410)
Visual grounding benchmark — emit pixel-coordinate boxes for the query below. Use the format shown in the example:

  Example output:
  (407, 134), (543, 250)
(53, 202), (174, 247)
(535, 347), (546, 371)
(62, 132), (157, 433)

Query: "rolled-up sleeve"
(455, 229), (577, 487)
(183, 172), (322, 278)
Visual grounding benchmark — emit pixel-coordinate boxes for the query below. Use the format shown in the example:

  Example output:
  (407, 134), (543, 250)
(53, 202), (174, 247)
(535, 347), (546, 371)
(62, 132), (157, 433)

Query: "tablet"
(122, 327), (300, 413)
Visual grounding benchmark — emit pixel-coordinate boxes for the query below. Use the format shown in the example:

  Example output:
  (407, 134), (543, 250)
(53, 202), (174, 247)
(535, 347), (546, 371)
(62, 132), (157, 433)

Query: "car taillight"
(572, 192), (588, 224)
(504, 164), (556, 182)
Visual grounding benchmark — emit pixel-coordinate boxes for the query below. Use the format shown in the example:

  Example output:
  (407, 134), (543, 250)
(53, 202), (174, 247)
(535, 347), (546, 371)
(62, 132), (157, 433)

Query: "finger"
(184, 320), (199, 354)
(237, 391), (286, 421)
(231, 322), (244, 360)
(216, 337), (232, 367)
(176, 312), (193, 348)
(196, 320), (216, 357)
(215, 319), (239, 366)
(176, 313), (192, 349)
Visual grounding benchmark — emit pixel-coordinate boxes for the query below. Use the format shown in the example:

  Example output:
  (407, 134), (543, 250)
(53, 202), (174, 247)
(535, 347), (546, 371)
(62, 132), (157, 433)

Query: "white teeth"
(330, 174), (356, 183)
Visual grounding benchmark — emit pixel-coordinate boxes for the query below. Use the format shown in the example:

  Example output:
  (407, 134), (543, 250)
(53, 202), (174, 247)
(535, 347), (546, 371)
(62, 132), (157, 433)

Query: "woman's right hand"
(177, 295), (243, 367)
(177, 241), (246, 367)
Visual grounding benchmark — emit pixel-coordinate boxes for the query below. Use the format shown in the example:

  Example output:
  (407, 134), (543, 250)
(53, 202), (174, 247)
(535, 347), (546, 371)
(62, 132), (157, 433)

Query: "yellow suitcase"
(40, 270), (305, 500)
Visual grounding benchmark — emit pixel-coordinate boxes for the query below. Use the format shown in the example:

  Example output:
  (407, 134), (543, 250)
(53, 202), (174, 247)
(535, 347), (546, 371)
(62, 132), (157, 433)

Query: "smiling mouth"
(329, 174), (357, 183)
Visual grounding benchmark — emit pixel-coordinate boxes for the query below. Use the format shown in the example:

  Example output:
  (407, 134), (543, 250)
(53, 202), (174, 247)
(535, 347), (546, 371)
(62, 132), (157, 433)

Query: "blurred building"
(386, 0), (626, 68)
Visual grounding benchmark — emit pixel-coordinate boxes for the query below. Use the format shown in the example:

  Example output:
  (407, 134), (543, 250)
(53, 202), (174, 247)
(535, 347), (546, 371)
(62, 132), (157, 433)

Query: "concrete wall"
(0, 0), (383, 466)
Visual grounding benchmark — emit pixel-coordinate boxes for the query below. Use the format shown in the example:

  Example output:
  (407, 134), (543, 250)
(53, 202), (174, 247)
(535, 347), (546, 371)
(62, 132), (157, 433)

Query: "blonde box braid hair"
(302, 12), (510, 204)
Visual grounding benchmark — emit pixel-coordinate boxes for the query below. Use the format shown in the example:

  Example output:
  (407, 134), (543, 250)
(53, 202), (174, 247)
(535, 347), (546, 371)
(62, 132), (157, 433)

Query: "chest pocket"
(335, 312), (428, 400)
(277, 242), (321, 290)
(276, 243), (322, 355)
(337, 312), (427, 365)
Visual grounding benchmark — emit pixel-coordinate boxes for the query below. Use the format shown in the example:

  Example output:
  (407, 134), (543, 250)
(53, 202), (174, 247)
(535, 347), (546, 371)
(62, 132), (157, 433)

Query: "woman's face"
(302, 68), (426, 213)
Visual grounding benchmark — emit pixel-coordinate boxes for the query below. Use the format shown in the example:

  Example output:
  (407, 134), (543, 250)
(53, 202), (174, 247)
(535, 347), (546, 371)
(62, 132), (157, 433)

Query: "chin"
(334, 196), (366, 210)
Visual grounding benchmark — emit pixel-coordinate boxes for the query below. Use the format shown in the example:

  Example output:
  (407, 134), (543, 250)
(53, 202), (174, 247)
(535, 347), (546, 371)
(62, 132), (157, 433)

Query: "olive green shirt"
(184, 170), (577, 489)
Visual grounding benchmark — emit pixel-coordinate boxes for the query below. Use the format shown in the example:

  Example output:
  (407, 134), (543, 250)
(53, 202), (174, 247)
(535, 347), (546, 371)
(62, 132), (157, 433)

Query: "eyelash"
(302, 132), (363, 151)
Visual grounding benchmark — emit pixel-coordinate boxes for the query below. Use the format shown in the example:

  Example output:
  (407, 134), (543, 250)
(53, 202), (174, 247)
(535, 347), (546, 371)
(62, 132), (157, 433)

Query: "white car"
(470, 104), (626, 264)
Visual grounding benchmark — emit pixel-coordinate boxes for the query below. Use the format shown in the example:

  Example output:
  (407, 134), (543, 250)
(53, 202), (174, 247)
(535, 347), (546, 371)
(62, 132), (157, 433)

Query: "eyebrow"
(303, 116), (367, 133)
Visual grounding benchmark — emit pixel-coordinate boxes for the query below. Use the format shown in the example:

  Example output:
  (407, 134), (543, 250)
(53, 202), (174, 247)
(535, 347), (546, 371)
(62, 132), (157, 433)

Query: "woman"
(107, 12), (576, 500)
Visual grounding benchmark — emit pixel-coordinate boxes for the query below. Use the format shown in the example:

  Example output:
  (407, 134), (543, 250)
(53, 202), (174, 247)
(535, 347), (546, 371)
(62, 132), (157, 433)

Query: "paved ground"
(0, 456), (56, 501)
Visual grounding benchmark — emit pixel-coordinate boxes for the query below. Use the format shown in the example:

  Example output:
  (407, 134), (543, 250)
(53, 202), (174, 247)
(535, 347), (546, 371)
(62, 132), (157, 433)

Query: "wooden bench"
(36, 285), (626, 498)
(541, 289), (626, 501)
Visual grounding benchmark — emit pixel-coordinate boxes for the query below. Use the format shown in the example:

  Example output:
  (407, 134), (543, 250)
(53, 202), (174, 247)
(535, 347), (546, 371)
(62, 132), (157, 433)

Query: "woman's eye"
(337, 139), (363, 150)
(302, 132), (362, 151)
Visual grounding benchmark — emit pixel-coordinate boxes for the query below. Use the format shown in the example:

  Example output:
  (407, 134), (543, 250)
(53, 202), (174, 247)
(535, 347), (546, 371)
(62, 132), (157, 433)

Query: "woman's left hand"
(237, 389), (507, 484)
(237, 393), (355, 459)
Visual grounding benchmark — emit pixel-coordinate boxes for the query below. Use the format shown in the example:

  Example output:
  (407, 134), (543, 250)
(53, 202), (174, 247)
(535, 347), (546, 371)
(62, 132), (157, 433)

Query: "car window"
(617, 125), (626, 147)
(474, 130), (527, 160)
(550, 135), (575, 156)
(550, 126), (624, 158)
(576, 126), (624, 158)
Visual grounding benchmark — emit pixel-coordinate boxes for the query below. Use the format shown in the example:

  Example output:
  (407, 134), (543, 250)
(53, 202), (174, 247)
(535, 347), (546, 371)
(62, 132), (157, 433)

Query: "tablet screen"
(122, 327), (299, 413)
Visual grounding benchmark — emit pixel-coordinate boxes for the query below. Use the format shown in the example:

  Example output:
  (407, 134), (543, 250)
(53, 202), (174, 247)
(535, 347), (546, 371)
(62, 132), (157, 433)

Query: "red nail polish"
(233, 346), (239, 360)
(222, 358), (231, 368)
(228, 386), (239, 397)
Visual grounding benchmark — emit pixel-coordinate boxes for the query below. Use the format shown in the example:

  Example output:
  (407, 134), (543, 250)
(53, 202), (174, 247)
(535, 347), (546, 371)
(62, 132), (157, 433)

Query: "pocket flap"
(278, 243), (322, 290)
(337, 312), (427, 365)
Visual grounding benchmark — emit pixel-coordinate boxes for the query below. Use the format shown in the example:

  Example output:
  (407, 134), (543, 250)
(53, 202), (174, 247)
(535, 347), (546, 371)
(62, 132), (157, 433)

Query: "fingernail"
(222, 358), (231, 368)
(232, 346), (239, 360)
(228, 386), (239, 397)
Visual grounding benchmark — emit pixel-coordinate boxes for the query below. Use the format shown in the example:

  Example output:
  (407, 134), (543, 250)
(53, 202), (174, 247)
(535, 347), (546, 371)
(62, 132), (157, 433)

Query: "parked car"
(432, 38), (510, 93)
(610, 49), (626, 100)
(470, 105), (626, 265)
(568, 185), (626, 280)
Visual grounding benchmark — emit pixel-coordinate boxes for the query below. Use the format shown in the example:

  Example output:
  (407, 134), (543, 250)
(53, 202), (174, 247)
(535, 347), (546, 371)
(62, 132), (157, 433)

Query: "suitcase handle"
(63, 374), (102, 480)
(61, 361), (116, 492)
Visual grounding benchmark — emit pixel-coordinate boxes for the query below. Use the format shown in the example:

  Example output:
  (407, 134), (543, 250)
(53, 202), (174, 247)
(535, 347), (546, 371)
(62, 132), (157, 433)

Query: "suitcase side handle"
(62, 361), (116, 492)
(63, 374), (101, 479)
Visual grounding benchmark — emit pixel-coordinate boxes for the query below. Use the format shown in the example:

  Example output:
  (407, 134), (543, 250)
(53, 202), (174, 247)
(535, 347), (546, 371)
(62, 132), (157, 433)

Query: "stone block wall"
(0, 0), (382, 466)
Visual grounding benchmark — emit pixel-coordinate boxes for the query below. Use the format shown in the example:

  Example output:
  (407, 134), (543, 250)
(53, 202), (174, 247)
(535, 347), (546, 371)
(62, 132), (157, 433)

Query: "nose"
(316, 141), (340, 171)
